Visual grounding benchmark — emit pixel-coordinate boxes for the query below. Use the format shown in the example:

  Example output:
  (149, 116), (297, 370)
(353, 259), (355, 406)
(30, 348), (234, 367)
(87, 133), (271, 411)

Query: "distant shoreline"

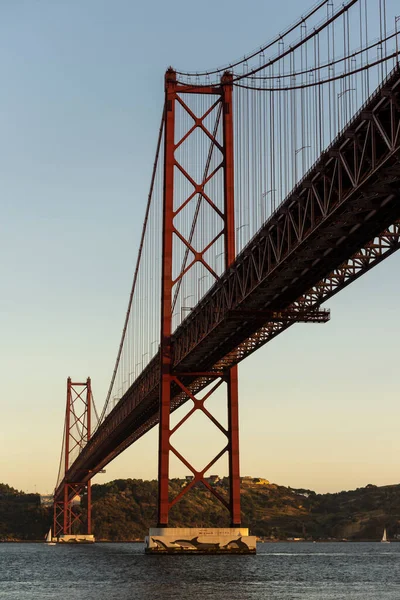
(0, 539), (144, 543)
(2, 479), (399, 542)
(1, 539), (397, 544)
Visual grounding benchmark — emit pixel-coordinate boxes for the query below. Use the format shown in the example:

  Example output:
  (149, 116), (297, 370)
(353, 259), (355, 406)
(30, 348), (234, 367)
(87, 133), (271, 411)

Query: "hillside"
(0, 483), (50, 540)
(1, 479), (400, 541)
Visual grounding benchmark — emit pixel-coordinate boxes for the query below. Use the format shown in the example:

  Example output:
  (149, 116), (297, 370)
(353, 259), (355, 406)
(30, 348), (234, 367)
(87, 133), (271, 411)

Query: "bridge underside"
(55, 65), (400, 502)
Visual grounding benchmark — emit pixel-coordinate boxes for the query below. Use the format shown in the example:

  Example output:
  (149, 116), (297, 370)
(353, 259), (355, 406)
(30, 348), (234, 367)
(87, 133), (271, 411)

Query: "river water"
(0, 541), (399, 599)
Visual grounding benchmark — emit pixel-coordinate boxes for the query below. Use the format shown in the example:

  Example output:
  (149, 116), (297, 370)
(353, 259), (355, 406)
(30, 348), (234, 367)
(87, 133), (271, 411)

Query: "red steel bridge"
(53, 0), (400, 537)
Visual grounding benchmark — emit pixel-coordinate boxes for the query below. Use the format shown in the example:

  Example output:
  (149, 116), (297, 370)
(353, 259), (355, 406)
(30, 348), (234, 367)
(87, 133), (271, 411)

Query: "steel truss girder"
(62, 217), (400, 486)
(60, 68), (400, 489)
(172, 65), (400, 369)
(214, 220), (400, 368)
(226, 307), (330, 323)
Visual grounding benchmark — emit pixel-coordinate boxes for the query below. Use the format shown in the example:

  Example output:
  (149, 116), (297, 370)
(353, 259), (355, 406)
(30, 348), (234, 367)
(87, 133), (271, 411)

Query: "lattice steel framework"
(158, 69), (241, 526)
(53, 378), (92, 537)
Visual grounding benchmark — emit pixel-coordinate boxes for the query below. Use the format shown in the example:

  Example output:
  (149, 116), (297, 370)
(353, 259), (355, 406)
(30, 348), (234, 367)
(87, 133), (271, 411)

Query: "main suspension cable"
(234, 52), (398, 92)
(175, 0), (329, 77)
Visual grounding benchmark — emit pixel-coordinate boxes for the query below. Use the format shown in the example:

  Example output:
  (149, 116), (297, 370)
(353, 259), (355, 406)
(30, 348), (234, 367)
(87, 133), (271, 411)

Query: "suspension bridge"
(52, 0), (400, 552)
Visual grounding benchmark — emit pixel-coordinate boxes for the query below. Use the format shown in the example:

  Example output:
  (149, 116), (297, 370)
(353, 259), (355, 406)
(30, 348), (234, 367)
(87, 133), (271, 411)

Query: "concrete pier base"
(145, 527), (256, 554)
(57, 534), (95, 543)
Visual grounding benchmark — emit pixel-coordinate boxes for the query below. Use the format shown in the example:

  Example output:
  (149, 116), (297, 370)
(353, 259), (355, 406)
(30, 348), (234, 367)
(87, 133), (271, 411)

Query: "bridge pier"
(145, 528), (256, 554)
(57, 534), (95, 544)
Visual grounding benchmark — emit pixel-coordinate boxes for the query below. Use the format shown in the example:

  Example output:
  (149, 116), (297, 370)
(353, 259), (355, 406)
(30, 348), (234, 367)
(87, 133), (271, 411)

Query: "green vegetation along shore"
(1, 478), (400, 541)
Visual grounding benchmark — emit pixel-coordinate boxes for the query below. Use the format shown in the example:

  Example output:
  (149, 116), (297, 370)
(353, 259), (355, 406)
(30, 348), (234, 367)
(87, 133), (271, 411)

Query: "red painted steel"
(157, 69), (242, 526)
(158, 69), (176, 527)
(222, 71), (241, 526)
(53, 378), (93, 537)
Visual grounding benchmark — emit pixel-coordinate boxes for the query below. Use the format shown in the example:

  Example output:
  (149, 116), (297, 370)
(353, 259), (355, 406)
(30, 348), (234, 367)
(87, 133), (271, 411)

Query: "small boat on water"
(45, 528), (56, 546)
(381, 527), (390, 543)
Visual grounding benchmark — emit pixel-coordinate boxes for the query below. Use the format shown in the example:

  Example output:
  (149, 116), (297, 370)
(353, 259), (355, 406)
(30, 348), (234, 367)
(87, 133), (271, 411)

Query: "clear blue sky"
(1, 0), (400, 495)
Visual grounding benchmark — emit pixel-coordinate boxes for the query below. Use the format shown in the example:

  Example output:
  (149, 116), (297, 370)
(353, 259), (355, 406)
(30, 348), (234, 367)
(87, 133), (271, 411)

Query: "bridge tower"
(146, 68), (256, 553)
(53, 377), (94, 543)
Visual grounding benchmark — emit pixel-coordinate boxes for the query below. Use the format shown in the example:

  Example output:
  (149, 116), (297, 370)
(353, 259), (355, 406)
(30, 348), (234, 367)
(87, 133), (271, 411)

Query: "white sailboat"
(45, 528), (56, 545)
(381, 527), (390, 543)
